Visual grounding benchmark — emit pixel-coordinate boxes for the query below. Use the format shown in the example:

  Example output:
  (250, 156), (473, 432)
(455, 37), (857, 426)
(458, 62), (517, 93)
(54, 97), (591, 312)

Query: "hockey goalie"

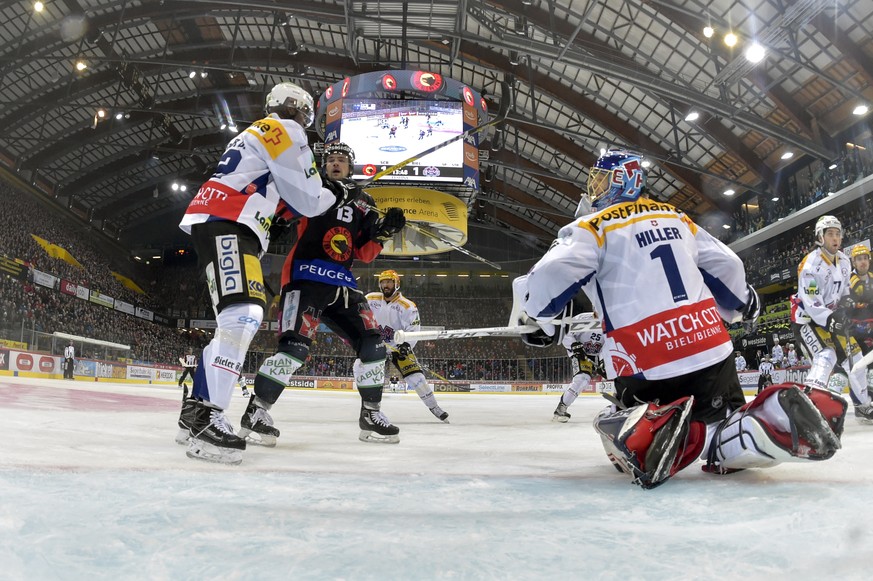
(518, 149), (847, 489)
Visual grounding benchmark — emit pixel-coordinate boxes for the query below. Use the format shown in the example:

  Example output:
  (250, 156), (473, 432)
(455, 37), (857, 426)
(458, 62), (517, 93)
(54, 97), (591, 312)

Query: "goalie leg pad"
(705, 385), (845, 473)
(593, 396), (699, 489)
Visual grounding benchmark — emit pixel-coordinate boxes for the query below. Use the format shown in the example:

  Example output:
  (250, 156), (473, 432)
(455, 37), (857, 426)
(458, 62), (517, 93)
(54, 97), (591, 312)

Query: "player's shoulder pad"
(398, 296), (417, 309)
(365, 291), (383, 301)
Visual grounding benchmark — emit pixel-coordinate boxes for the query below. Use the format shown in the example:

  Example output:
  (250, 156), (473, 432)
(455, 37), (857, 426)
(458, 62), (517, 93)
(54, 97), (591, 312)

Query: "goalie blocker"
(594, 384), (847, 489)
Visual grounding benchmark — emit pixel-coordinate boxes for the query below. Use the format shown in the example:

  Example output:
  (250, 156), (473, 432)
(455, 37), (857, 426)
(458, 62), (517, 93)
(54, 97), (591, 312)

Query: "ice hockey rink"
(2, 376), (871, 580)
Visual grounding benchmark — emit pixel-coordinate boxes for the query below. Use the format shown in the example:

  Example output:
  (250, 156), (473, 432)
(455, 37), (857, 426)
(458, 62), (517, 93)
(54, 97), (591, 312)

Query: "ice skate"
(186, 401), (246, 465)
(854, 402), (873, 425)
(174, 386), (196, 445)
(359, 404), (400, 444)
(552, 401), (571, 423)
(238, 395), (280, 447)
(429, 405), (449, 423)
(241, 388), (250, 397)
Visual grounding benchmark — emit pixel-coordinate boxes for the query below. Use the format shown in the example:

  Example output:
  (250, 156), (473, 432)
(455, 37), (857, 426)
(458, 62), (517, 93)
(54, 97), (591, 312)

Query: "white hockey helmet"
(814, 215), (842, 245)
(265, 82), (314, 127)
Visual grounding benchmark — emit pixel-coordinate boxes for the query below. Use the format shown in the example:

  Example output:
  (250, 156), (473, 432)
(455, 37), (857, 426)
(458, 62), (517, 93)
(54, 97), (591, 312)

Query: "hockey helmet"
(814, 215), (842, 245)
(851, 245), (870, 259)
(265, 82), (314, 127)
(378, 269), (401, 290)
(322, 142), (355, 172)
(587, 149), (647, 212)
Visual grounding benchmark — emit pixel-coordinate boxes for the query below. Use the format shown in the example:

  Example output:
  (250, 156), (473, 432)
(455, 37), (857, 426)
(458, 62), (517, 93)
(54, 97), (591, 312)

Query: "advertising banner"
(9, 350), (59, 374)
(433, 382), (471, 392)
(126, 365), (154, 380)
(32, 269), (59, 289)
(471, 383), (512, 393)
(0, 348), (8, 371)
(89, 290), (115, 308)
(114, 299), (135, 315)
(135, 307), (154, 322)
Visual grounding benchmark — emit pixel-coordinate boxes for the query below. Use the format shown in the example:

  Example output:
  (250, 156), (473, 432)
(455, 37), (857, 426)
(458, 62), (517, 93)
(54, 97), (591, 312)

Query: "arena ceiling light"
(780, 151), (794, 160)
(703, 26), (714, 38)
(75, 61), (87, 71)
(723, 189), (735, 196)
(772, 197), (780, 202)
(34, 1), (44, 12)
(829, 163), (838, 169)
(722, 224), (731, 229)
(744, 42), (766, 63)
(854, 105), (869, 116)
(724, 32), (738, 47)
(684, 111), (700, 122)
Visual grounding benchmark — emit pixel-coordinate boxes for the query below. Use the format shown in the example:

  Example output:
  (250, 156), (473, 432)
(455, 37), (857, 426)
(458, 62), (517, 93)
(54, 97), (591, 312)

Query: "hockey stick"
(365, 204), (502, 270)
(358, 81), (513, 187)
(394, 314), (601, 343)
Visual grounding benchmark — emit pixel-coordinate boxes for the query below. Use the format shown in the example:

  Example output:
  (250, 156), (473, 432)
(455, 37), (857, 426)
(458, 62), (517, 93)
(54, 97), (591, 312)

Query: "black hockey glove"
(827, 309), (849, 336)
(324, 177), (362, 209)
(375, 207), (406, 243)
(519, 313), (556, 348)
(396, 342), (411, 358)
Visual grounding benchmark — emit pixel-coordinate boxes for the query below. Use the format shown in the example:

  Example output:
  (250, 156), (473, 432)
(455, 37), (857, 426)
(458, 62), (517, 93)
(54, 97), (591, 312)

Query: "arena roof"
(1, 0), (871, 259)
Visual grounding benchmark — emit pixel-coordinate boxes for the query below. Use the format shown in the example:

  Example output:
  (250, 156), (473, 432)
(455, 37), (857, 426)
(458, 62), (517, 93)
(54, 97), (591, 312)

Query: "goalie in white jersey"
(174, 82), (361, 465)
(366, 270), (449, 422)
(521, 148), (846, 488)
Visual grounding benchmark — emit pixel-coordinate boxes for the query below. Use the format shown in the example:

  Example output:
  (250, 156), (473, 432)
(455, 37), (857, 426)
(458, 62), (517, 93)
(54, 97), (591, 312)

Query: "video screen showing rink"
(340, 99), (465, 182)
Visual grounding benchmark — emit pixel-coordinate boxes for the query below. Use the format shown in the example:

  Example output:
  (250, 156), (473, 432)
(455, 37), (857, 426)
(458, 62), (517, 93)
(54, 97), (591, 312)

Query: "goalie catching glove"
(375, 207), (406, 243)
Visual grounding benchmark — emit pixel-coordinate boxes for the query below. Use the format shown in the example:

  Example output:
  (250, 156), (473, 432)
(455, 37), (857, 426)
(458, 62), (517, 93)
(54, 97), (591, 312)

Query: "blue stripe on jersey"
(535, 271), (595, 320)
(249, 173), (270, 197)
(594, 279), (613, 332)
(699, 268), (744, 312)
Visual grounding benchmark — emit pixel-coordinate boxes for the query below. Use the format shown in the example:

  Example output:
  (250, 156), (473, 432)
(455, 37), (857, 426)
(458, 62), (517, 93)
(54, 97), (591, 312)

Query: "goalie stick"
(394, 313), (601, 343)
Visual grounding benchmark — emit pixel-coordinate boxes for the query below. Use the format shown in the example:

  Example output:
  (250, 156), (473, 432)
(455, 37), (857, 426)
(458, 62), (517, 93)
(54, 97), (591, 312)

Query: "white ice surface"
(2, 376), (872, 580)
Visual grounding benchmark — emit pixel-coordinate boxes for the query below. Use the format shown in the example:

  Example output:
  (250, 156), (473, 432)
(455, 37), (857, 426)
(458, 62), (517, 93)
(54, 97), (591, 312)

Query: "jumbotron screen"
(339, 99), (465, 182)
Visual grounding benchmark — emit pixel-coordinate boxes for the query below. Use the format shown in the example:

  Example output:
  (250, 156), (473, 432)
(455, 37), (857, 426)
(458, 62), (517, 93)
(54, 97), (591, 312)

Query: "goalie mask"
(586, 149), (647, 212)
(378, 269), (401, 298)
(265, 82), (314, 128)
(322, 142), (355, 179)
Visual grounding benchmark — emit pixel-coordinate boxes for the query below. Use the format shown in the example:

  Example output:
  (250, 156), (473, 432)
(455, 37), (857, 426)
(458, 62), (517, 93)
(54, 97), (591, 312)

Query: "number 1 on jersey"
(650, 245), (688, 303)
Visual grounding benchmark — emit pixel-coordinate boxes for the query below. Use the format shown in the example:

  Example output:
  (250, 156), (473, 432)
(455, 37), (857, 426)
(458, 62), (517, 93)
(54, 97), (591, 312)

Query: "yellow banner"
(111, 271), (146, 295)
(367, 187), (468, 256)
(0, 338), (27, 349)
(30, 234), (83, 268)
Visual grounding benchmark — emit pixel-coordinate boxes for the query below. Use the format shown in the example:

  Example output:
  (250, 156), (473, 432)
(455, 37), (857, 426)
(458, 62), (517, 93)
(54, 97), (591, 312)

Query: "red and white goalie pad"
(704, 384), (846, 473)
(594, 396), (706, 489)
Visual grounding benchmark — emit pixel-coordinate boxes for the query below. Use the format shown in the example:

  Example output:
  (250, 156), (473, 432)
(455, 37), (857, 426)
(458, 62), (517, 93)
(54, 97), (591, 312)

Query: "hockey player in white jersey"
(552, 328), (604, 422)
(174, 82), (361, 464)
(791, 215), (873, 423)
(367, 270), (449, 422)
(520, 148), (846, 488)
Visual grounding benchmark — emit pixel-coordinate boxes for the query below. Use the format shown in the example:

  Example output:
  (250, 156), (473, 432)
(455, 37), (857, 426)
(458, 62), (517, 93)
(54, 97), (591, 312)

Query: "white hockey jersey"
(792, 247), (852, 326)
(366, 291), (421, 349)
(179, 114), (337, 252)
(524, 199), (748, 380)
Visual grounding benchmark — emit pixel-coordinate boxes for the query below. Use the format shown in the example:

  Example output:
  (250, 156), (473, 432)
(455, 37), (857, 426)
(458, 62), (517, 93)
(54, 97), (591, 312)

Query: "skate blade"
(552, 414), (570, 423)
(242, 432), (278, 447)
(186, 441), (244, 465)
(174, 428), (191, 445)
(358, 430), (400, 444)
